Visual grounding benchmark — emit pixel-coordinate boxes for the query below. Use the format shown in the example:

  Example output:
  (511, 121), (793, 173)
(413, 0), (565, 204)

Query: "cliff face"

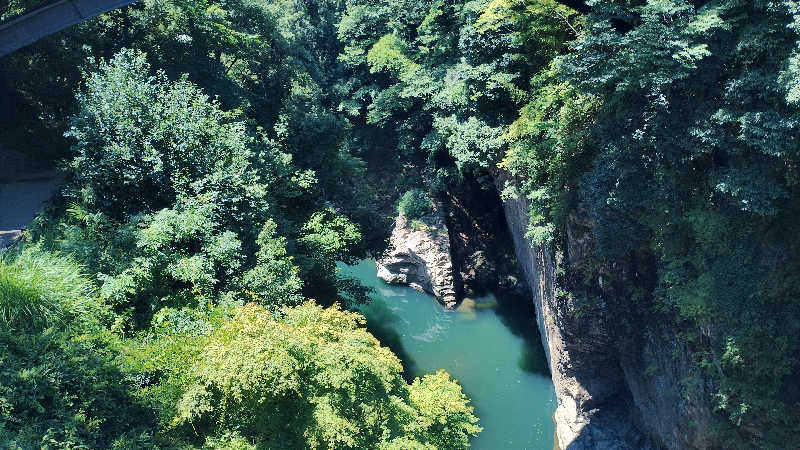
(441, 176), (524, 297)
(497, 173), (717, 449)
(376, 203), (458, 308)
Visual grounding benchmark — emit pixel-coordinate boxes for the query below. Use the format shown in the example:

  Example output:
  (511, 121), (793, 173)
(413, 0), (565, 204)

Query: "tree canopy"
(3, 0), (800, 447)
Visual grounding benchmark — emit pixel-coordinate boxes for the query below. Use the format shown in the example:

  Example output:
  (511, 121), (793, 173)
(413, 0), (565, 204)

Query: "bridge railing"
(0, 0), (140, 57)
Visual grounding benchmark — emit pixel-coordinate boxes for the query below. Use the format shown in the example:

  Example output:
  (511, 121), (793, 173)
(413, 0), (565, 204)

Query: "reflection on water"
(519, 343), (550, 374)
(339, 260), (557, 450)
(491, 291), (551, 376)
(360, 299), (418, 380)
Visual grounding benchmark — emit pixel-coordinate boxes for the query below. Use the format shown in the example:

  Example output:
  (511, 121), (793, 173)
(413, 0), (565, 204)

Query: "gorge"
(374, 175), (715, 449)
(3, 0), (800, 448)
(343, 259), (557, 449)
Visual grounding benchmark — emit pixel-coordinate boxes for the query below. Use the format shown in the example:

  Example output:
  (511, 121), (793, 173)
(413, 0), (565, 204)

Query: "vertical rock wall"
(497, 173), (716, 449)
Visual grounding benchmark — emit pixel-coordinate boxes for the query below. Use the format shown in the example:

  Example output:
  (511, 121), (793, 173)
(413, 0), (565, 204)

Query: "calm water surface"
(339, 260), (557, 450)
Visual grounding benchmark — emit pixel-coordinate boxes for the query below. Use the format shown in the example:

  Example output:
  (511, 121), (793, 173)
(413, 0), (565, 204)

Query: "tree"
(66, 49), (273, 227)
(555, 1), (800, 442)
(397, 189), (433, 220)
(171, 302), (480, 448)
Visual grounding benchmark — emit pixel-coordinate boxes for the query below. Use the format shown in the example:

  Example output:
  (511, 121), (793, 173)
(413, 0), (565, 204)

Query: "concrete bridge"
(0, 0), (140, 57)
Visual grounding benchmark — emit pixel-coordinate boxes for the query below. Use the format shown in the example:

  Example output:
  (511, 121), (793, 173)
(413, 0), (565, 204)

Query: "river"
(339, 260), (557, 449)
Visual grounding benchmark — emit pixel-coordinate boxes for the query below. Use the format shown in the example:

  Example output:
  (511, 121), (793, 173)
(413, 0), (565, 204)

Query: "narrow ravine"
(340, 260), (557, 450)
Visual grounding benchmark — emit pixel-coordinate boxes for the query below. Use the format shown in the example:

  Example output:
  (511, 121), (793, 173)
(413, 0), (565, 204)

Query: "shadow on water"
(359, 299), (419, 382)
(341, 260), (557, 449)
(488, 291), (550, 376)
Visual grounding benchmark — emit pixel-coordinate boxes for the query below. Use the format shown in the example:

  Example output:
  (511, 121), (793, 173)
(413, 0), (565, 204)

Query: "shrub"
(397, 189), (433, 220)
(0, 249), (153, 448)
(241, 220), (304, 309)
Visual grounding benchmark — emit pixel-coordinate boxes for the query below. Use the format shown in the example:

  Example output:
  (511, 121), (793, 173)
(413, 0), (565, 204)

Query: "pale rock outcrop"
(376, 203), (458, 308)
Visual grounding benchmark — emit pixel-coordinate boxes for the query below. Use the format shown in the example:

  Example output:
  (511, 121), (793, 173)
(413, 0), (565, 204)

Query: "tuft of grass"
(0, 246), (100, 331)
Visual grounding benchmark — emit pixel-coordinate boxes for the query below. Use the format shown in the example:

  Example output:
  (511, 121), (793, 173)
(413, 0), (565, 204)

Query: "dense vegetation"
(3, 0), (800, 447)
(0, 248), (479, 448)
(0, 0), (480, 447)
(333, 0), (800, 446)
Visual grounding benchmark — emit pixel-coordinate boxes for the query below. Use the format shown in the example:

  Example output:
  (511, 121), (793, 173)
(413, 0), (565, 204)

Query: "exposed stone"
(499, 177), (642, 449)
(439, 178), (515, 297)
(497, 171), (715, 449)
(376, 202), (458, 308)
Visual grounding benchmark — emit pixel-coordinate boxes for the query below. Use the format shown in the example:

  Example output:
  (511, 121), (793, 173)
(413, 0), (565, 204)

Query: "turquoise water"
(339, 260), (557, 450)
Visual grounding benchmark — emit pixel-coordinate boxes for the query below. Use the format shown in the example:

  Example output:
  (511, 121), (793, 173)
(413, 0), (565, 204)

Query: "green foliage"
(340, 0), (800, 443)
(0, 329), (156, 449)
(337, 0), (523, 180)
(0, 0), (49, 19)
(0, 248), (154, 448)
(44, 45), (370, 323)
(296, 208), (366, 304)
(397, 189), (434, 220)
(172, 302), (480, 448)
(241, 220), (304, 309)
(368, 34), (420, 78)
(92, 196), (253, 324)
(434, 115), (505, 174)
(406, 370), (482, 449)
(475, 0), (579, 69)
(499, 66), (598, 244)
(0, 247), (479, 448)
(12, 0), (800, 445)
(300, 209), (364, 269)
(0, 0), (487, 448)
(0, 247), (105, 332)
(553, 0), (800, 442)
(66, 49), (271, 225)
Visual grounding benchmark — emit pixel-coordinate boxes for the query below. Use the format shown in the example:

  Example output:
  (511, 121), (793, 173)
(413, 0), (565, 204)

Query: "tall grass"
(0, 246), (100, 331)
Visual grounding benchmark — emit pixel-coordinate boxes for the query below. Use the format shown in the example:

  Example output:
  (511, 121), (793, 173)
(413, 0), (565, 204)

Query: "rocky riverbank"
(375, 173), (717, 449)
(376, 202), (458, 308)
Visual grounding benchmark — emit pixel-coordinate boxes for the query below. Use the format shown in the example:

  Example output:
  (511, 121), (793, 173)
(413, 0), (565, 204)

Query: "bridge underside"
(0, 0), (139, 57)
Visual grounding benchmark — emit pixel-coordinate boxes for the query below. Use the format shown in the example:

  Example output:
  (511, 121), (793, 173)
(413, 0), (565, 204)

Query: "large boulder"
(377, 204), (458, 308)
